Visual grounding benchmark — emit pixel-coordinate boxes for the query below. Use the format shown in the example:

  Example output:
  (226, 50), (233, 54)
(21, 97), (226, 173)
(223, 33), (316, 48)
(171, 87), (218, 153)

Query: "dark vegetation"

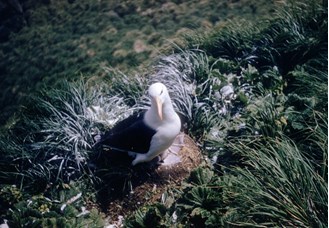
(0, 0), (327, 227)
(0, 0), (275, 126)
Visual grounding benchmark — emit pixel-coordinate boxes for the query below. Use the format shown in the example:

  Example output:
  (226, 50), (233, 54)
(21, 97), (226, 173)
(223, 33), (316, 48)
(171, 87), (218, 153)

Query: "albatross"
(95, 82), (181, 166)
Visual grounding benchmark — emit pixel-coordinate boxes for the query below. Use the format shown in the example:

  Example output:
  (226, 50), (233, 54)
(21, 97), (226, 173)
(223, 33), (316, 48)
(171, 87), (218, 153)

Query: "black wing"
(97, 111), (156, 153)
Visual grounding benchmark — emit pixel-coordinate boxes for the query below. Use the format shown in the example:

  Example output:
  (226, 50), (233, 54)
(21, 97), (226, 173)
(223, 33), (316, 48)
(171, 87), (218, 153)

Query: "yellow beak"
(155, 96), (163, 121)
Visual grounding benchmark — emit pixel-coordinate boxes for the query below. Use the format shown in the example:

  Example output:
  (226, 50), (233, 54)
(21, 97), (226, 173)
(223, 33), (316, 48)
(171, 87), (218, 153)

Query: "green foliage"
(186, 0), (327, 74)
(0, 0), (327, 226)
(243, 93), (288, 137)
(103, 67), (148, 107)
(0, 0), (275, 126)
(125, 204), (170, 228)
(125, 167), (225, 227)
(221, 137), (327, 227)
(187, 166), (215, 186)
(4, 182), (104, 228)
(0, 79), (133, 192)
(0, 185), (23, 218)
(175, 169), (223, 227)
(126, 1), (327, 227)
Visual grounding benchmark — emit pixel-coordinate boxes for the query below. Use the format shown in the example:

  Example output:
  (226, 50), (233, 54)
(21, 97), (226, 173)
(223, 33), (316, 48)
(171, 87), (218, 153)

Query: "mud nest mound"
(93, 133), (203, 223)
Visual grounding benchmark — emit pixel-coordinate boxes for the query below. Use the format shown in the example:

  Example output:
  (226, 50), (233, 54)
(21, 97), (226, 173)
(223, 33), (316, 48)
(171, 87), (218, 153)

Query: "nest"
(155, 133), (203, 181)
(101, 132), (203, 224)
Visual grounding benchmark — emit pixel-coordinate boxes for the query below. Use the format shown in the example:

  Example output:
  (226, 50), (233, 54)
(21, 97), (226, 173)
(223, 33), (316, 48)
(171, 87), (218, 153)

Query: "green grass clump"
(223, 137), (327, 227)
(0, 79), (134, 192)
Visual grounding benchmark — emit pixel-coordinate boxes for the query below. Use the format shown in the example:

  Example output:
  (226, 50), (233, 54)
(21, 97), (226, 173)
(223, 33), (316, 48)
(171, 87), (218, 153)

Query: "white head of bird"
(147, 82), (172, 121)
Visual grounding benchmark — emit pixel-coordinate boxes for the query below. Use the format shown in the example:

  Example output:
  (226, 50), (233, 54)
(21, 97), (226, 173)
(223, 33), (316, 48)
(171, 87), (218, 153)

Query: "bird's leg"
(167, 133), (185, 155)
(128, 151), (137, 158)
(167, 147), (178, 155)
(158, 150), (169, 162)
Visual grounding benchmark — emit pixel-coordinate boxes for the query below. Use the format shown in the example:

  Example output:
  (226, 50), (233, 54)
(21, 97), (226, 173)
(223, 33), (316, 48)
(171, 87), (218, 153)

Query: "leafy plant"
(5, 182), (104, 228)
(125, 204), (170, 228)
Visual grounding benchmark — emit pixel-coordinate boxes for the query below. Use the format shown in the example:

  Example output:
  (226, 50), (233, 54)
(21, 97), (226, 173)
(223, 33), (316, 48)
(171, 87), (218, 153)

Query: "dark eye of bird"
(160, 89), (163, 95)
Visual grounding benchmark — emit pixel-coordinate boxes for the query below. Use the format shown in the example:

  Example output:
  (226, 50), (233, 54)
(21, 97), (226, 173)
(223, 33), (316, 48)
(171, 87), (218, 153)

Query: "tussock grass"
(224, 137), (327, 227)
(152, 50), (210, 124)
(0, 80), (135, 191)
(103, 67), (148, 107)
